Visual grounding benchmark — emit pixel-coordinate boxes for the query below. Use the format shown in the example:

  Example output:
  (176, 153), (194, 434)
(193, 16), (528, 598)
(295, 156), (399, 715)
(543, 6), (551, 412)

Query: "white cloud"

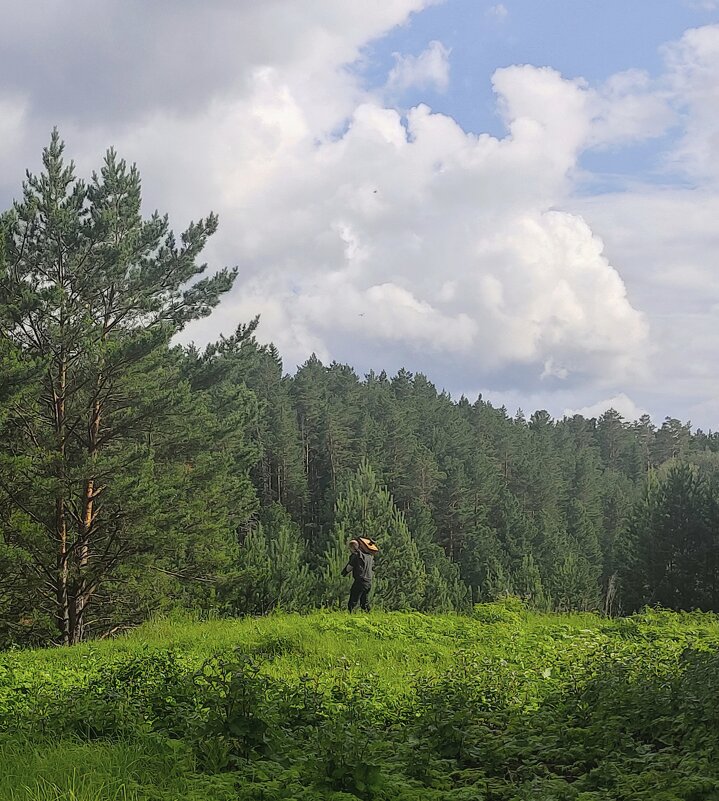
(589, 69), (675, 147)
(662, 24), (719, 182)
(54, 23), (647, 397)
(574, 187), (719, 425)
(567, 24), (719, 426)
(0, 1), (433, 124)
(487, 4), (509, 21)
(684, 0), (719, 10)
(9, 6), (719, 425)
(466, 210), (647, 374)
(564, 394), (649, 423)
(492, 66), (592, 174)
(386, 40), (451, 94)
(104, 60), (647, 392)
(0, 96), (28, 178)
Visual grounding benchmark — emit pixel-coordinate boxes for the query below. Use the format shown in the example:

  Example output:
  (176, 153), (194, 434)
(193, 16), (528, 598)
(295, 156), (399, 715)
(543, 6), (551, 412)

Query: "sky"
(2, 0), (719, 428)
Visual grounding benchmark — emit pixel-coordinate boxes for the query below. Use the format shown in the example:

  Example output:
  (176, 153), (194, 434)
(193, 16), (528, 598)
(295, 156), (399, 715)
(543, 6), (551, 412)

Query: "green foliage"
(622, 462), (719, 611)
(0, 133), (250, 645)
(4, 134), (719, 651)
(3, 609), (719, 800)
(220, 505), (314, 615)
(320, 526), (354, 609)
(322, 460), (428, 610)
(409, 503), (471, 612)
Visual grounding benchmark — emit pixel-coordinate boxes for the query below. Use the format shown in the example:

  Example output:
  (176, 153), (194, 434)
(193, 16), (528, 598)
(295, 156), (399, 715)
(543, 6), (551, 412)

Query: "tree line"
(1, 136), (718, 646)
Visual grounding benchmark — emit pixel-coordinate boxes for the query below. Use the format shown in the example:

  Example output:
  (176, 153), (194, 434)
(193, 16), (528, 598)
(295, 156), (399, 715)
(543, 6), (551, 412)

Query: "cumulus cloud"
(564, 394), (649, 423)
(386, 40), (451, 94)
(684, 0), (719, 10)
(0, 2), (649, 401)
(574, 187), (719, 425)
(589, 69), (675, 147)
(0, 0), (433, 201)
(566, 24), (719, 426)
(662, 24), (719, 181)
(120, 67), (646, 390)
(8, 4), (719, 424)
(0, 96), (28, 178)
(0, 0), (431, 126)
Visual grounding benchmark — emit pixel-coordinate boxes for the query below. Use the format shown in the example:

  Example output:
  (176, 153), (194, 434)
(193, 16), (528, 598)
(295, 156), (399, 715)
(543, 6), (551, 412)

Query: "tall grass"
(2, 604), (719, 800)
(0, 736), (236, 801)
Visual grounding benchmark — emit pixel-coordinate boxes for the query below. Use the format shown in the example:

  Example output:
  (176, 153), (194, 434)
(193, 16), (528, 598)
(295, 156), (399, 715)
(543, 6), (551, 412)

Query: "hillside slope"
(2, 605), (719, 800)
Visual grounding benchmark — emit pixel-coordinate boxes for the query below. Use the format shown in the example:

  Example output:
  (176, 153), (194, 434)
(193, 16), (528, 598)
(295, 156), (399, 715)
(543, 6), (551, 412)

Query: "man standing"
(342, 539), (374, 612)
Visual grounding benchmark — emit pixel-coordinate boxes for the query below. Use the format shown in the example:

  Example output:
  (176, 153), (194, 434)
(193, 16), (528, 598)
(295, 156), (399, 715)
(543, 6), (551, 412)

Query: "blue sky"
(364, 1), (718, 126)
(361, 0), (719, 185)
(2, 1), (719, 427)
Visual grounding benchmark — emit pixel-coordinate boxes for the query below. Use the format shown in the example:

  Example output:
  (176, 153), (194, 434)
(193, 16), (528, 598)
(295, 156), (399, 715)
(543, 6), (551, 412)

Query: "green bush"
(471, 596), (528, 624)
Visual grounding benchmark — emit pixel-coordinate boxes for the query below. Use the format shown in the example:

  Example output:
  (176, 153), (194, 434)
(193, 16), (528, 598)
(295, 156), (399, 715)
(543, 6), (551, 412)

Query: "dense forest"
(2, 136), (719, 647)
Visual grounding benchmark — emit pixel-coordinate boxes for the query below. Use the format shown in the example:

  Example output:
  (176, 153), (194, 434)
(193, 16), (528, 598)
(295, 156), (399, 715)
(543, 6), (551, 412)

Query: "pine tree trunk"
(56, 496), (70, 645)
(54, 354), (71, 645)
(79, 393), (102, 568)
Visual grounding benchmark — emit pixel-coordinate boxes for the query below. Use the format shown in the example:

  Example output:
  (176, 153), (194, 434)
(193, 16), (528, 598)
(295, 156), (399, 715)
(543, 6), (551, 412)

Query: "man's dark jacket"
(343, 551), (374, 583)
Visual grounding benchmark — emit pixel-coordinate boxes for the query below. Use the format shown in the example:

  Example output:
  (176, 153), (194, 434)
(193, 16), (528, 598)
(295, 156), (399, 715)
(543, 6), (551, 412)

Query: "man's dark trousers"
(348, 579), (371, 612)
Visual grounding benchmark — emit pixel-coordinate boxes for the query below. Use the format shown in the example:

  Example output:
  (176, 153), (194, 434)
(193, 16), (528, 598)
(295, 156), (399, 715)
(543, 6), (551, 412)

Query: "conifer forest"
(1, 137), (717, 650)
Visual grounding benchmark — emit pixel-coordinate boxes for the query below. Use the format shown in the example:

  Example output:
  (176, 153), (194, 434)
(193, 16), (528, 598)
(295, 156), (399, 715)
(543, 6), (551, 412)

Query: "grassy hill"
(2, 603), (719, 800)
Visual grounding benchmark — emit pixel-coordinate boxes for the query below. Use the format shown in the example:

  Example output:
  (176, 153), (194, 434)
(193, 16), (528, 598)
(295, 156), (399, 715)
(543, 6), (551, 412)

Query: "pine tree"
(221, 526), (273, 615)
(653, 418), (692, 465)
(265, 507), (314, 611)
(483, 556), (514, 599)
(201, 330), (308, 521)
(290, 356), (358, 549)
(631, 414), (656, 471)
(597, 468), (636, 606)
(407, 502), (470, 612)
(549, 549), (600, 611)
(319, 523), (354, 609)
(432, 457), (473, 560)
(620, 463), (714, 611)
(455, 522), (500, 603)
(0, 134), (238, 644)
(220, 504), (313, 615)
(597, 408), (628, 470)
(513, 553), (549, 610)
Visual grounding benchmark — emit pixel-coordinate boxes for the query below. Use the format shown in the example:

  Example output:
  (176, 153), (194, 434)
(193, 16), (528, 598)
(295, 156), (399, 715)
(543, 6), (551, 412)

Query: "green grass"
(0, 735), (237, 800)
(0, 607), (649, 695)
(2, 604), (719, 800)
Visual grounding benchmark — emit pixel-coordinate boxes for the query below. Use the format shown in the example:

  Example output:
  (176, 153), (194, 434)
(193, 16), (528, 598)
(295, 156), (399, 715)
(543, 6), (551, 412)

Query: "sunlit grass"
(3, 606), (719, 800)
(0, 736), (236, 801)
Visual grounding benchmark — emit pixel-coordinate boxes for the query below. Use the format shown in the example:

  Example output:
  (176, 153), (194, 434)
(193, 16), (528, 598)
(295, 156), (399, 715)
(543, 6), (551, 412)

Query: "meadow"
(2, 602), (719, 800)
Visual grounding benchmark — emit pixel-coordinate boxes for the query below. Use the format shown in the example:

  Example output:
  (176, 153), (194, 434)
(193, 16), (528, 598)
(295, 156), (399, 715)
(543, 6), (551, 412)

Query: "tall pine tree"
(0, 134), (240, 644)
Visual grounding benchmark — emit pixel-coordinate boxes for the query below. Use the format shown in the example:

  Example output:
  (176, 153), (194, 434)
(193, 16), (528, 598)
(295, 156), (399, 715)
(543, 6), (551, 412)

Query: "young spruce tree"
(321, 459), (426, 610)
